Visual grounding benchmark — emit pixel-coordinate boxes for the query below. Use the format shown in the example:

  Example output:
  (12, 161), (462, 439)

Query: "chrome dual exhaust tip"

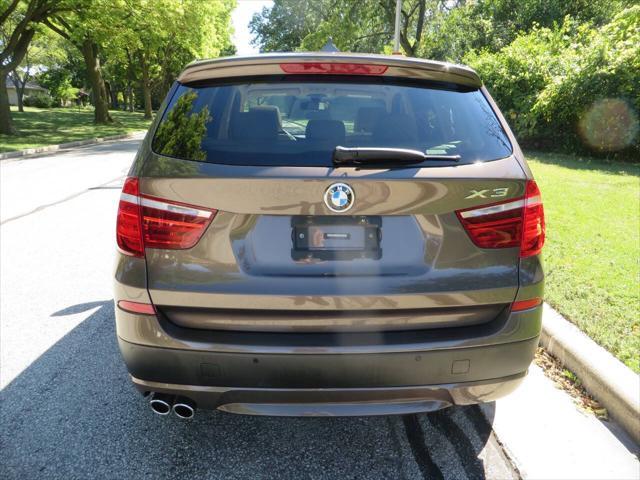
(147, 393), (196, 419)
(149, 393), (174, 416)
(172, 396), (196, 419)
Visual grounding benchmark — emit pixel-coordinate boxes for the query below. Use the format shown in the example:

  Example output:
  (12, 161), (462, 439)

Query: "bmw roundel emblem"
(324, 182), (355, 213)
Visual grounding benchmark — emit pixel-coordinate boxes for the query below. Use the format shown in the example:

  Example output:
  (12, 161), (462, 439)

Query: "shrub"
(533, 7), (640, 156)
(464, 6), (639, 159)
(464, 23), (577, 139)
(23, 93), (55, 109)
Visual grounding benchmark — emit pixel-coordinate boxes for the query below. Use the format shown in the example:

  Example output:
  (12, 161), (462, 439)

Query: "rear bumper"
(129, 371), (527, 416)
(118, 334), (538, 414)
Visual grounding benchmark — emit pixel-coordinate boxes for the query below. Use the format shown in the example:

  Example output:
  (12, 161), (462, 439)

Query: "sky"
(232, 0), (274, 55)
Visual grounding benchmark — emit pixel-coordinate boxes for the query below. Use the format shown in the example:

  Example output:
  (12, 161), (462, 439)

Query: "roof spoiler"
(178, 53), (482, 88)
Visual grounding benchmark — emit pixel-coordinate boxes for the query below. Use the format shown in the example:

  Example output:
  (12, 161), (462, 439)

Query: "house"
(6, 79), (49, 105)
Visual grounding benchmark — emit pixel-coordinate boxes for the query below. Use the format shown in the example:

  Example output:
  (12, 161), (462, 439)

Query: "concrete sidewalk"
(485, 365), (639, 479)
(0, 131), (146, 161)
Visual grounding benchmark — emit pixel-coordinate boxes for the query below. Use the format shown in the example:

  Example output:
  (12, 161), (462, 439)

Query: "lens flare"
(578, 98), (639, 152)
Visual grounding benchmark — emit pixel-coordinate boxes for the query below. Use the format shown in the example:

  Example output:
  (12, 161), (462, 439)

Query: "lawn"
(526, 151), (639, 372)
(0, 106), (152, 153)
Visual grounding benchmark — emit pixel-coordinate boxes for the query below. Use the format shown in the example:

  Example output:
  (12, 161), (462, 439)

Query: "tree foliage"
(250, 0), (446, 56)
(0, 0), (73, 133)
(1, 0), (235, 133)
(112, 0), (234, 119)
(466, 7), (639, 157)
(152, 91), (210, 161)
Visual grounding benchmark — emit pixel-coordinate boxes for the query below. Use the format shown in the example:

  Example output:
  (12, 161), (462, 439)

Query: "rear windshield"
(152, 78), (512, 166)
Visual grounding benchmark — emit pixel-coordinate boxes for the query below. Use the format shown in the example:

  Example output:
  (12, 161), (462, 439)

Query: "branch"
(43, 18), (71, 41)
(53, 14), (73, 33)
(379, 0), (395, 23)
(9, 70), (19, 88)
(414, 0), (426, 45)
(0, 27), (35, 72)
(0, 0), (70, 65)
(0, 12), (32, 63)
(0, 0), (20, 26)
(407, 1), (420, 18)
(399, 31), (414, 56)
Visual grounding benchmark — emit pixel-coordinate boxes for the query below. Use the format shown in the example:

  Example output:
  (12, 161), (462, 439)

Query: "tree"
(36, 39), (85, 106)
(153, 91), (210, 160)
(250, 0), (446, 56)
(0, 0), (69, 134)
(118, 0), (235, 119)
(7, 28), (65, 111)
(417, 0), (629, 62)
(250, 0), (327, 52)
(43, 0), (118, 124)
(250, 0), (627, 60)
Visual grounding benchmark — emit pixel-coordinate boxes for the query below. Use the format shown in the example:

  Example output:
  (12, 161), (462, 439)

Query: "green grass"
(526, 151), (640, 372)
(0, 106), (152, 153)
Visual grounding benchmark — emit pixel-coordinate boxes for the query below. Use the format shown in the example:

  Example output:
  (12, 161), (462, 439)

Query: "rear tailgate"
(141, 156), (526, 332)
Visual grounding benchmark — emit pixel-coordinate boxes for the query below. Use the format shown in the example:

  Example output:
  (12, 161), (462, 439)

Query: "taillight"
(520, 180), (545, 257)
(117, 300), (156, 315)
(511, 298), (542, 311)
(116, 177), (144, 257)
(116, 177), (216, 257)
(279, 63), (388, 75)
(456, 180), (545, 257)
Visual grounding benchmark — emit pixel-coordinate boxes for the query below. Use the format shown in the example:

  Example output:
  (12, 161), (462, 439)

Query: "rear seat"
(354, 107), (385, 133)
(372, 113), (419, 146)
(305, 119), (346, 146)
(230, 106), (281, 142)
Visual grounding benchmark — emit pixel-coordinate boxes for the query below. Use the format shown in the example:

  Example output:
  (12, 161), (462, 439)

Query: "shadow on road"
(1, 301), (501, 480)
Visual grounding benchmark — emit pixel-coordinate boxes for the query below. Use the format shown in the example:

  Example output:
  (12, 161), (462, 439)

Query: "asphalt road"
(0, 138), (518, 479)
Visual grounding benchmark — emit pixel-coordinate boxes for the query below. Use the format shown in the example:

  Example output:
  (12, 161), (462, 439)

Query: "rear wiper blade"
(332, 146), (460, 167)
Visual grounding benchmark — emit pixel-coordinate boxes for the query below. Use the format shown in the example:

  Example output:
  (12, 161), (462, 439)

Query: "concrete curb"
(541, 303), (640, 444)
(0, 131), (146, 161)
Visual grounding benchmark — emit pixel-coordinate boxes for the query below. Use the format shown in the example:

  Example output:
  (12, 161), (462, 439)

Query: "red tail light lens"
(520, 180), (545, 257)
(279, 63), (388, 75)
(456, 180), (545, 257)
(116, 177), (144, 257)
(116, 177), (217, 257)
(511, 298), (542, 311)
(140, 195), (215, 249)
(117, 300), (156, 315)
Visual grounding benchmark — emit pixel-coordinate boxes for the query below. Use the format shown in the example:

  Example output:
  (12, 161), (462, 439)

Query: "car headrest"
(305, 120), (346, 145)
(373, 113), (419, 144)
(355, 107), (386, 133)
(230, 106), (281, 141)
(305, 110), (330, 120)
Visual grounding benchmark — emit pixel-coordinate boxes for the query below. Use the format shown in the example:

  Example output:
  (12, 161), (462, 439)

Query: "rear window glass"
(152, 78), (512, 166)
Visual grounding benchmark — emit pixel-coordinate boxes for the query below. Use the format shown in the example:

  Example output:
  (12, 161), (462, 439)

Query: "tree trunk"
(104, 80), (113, 109)
(80, 39), (112, 124)
(10, 74), (25, 112)
(16, 84), (25, 112)
(109, 85), (119, 110)
(0, 25), (35, 134)
(140, 52), (153, 119)
(0, 72), (15, 134)
(126, 85), (134, 112)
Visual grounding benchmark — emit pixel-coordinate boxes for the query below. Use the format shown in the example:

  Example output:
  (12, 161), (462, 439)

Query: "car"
(114, 52), (545, 419)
